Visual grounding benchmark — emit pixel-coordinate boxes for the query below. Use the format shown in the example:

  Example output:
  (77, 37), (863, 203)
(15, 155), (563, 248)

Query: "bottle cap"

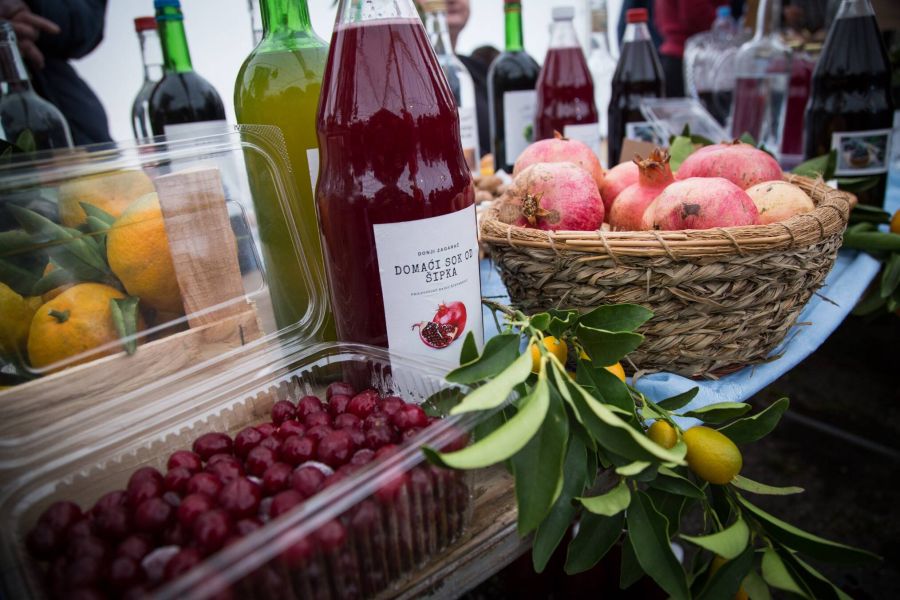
(134, 16), (157, 32)
(154, 0), (181, 8)
(504, 0), (522, 6)
(421, 0), (448, 13)
(716, 5), (731, 18)
(625, 8), (648, 23)
(552, 6), (575, 20)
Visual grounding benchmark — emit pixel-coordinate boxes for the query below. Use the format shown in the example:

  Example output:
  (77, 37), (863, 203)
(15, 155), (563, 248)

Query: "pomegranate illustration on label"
(413, 301), (468, 349)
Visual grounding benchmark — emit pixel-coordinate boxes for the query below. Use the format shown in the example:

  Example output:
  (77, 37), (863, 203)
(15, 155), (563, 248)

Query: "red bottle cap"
(626, 8), (648, 23)
(134, 16), (157, 32)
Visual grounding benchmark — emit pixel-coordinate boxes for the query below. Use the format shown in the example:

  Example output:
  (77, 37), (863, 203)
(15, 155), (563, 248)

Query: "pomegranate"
(499, 162), (604, 231)
(745, 181), (815, 224)
(513, 130), (605, 189)
(598, 160), (640, 217)
(676, 141), (782, 190)
(608, 149), (674, 231)
(412, 321), (457, 349)
(433, 301), (466, 338)
(641, 177), (759, 231)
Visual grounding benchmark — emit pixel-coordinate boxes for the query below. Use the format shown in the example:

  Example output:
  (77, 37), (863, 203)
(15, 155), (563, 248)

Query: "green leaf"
(458, 330), (479, 365)
(718, 398), (789, 444)
(79, 203), (116, 227)
(697, 545), (755, 600)
(577, 303), (653, 332)
(739, 132), (757, 146)
(547, 308), (579, 338)
(838, 175), (880, 193)
(31, 265), (75, 296)
(579, 478), (630, 516)
(110, 297), (141, 355)
(645, 487), (691, 538)
(565, 509), (624, 575)
(709, 484), (733, 525)
(529, 312), (551, 331)
(848, 204), (890, 225)
(85, 217), (110, 238)
(791, 149), (836, 179)
(737, 494), (880, 565)
(681, 517), (750, 559)
(435, 365), (550, 468)
(649, 466), (705, 499)
(842, 231), (900, 252)
(575, 323), (644, 366)
(421, 387), (465, 418)
(512, 388), (568, 536)
(742, 569), (772, 600)
(627, 491), (690, 600)
(619, 533), (645, 590)
(669, 136), (696, 171)
(681, 402), (752, 424)
(532, 432), (586, 572)
(777, 547), (853, 600)
(881, 253), (900, 298)
(9, 206), (110, 279)
(449, 346), (531, 415)
(852, 287), (887, 316)
(15, 129), (36, 154)
(577, 359), (634, 414)
(732, 475), (803, 496)
(0, 258), (40, 296)
(0, 229), (36, 254)
(446, 333), (521, 385)
(657, 387), (700, 411)
(761, 547), (807, 597)
(615, 461), (652, 477)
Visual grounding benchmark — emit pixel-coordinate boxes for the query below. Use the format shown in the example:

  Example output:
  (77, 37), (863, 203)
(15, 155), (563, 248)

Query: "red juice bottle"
(316, 0), (483, 366)
(535, 6), (600, 156)
(779, 42), (815, 168)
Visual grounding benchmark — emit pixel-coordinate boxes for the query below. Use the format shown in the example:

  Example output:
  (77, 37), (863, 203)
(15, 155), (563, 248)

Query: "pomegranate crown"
(632, 148), (673, 185)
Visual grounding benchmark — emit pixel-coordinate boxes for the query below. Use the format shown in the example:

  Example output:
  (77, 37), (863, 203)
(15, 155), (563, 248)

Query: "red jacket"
(654, 0), (718, 58)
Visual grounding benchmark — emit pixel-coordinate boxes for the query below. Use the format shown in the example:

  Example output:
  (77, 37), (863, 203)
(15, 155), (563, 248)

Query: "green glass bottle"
(234, 0), (334, 337)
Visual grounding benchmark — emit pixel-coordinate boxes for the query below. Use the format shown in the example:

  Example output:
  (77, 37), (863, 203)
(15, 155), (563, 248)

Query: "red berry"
(365, 425), (395, 450)
(167, 450), (202, 472)
(117, 534), (153, 562)
(164, 467), (193, 494)
(270, 400), (297, 425)
(326, 382), (356, 400)
(66, 534), (107, 561)
(68, 588), (106, 600)
(128, 467), (163, 489)
(66, 518), (92, 543)
(380, 396), (405, 416)
(392, 404), (428, 430)
(296, 395), (325, 419)
(218, 477), (261, 519)
(255, 422), (277, 438)
(234, 427), (264, 459)
(334, 413), (361, 430)
(402, 427), (423, 441)
(291, 466), (325, 497)
(327, 394), (352, 417)
(192, 432), (233, 460)
(350, 449), (375, 466)
(269, 490), (304, 518)
(262, 462), (293, 495)
(177, 493), (215, 529)
(234, 518), (262, 536)
(305, 425), (333, 444)
(303, 411), (331, 428)
(317, 430), (355, 467)
(127, 478), (162, 508)
(280, 536), (315, 566)
(374, 444), (399, 460)
(375, 470), (410, 503)
(108, 555), (142, 589)
(348, 390), (379, 419)
(345, 427), (365, 449)
(162, 522), (188, 546)
(26, 523), (60, 559)
(134, 497), (173, 533)
(315, 519), (346, 552)
(192, 509), (232, 555)
(163, 547), (202, 581)
(258, 435), (281, 453)
(279, 435), (316, 466)
(276, 419), (305, 440)
(186, 472), (222, 497)
(92, 506), (131, 540)
(245, 445), (277, 477)
(205, 456), (244, 483)
(351, 500), (379, 529)
(363, 411), (391, 431)
(91, 490), (126, 516)
(65, 556), (105, 587)
(38, 501), (83, 535)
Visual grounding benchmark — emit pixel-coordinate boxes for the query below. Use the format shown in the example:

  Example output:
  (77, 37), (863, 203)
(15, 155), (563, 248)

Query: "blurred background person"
(654, 0), (718, 98)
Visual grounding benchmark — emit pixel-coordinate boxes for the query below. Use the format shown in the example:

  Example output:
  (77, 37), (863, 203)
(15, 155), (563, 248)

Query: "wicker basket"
(480, 174), (856, 378)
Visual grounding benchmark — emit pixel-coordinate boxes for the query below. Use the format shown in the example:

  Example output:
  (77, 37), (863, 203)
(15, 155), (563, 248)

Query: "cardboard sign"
(619, 138), (658, 166)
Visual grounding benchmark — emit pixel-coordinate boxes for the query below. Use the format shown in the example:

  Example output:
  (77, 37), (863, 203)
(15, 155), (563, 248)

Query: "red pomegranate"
(433, 301), (467, 336)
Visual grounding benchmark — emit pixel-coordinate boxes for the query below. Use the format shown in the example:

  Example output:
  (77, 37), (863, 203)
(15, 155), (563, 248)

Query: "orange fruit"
(0, 282), (38, 358)
(684, 426), (742, 484)
(27, 283), (143, 372)
(647, 420), (678, 449)
(57, 169), (155, 227)
(106, 193), (184, 314)
(530, 335), (568, 373)
(578, 349), (627, 383)
(891, 209), (900, 234)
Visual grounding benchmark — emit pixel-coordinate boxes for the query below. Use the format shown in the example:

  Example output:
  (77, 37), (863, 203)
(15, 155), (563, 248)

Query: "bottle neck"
(835, 0), (875, 18)
(138, 28), (164, 83)
(549, 18), (579, 49)
(504, 2), (525, 52)
(336, 0), (418, 25)
(425, 9), (454, 56)
(156, 6), (194, 73)
(0, 22), (31, 93)
(753, 0), (781, 40)
(260, 0), (313, 37)
(622, 21), (651, 44)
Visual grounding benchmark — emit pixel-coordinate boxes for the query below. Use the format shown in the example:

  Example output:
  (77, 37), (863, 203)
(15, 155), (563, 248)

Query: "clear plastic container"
(0, 342), (483, 599)
(638, 97), (728, 144)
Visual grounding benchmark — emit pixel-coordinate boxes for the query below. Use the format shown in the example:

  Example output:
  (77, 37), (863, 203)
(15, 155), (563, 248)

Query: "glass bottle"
(607, 8), (664, 167)
(488, 0), (540, 173)
(0, 20), (72, 151)
(689, 5), (736, 124)
(234, 0), (333, 336)
(588, 0), (616, 142)
(535, 6), (600, 155)
(316, 0), (483, 365)
(728, 0), (791, 153)
(248, 0), (264, 45)
(131, 17), (163, 141)
(148, 0), (226, 138)
(804, 0), (894, 206)
(779, 40), (814, 169)
(423, 0), (480, 174)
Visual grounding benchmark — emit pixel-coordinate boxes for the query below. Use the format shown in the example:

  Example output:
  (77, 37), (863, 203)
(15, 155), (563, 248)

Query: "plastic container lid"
(552, 6), (575, 20)
(626, 8), (648, 23)
(133, 16), (157, 32)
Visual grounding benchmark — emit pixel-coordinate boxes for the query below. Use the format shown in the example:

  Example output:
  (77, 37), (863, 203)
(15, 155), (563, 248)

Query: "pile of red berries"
(25, 383), (470, 600)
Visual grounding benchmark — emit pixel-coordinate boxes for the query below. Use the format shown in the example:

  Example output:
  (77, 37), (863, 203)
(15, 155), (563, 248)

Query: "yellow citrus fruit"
(647, 420), (678, 449)
(709, 556), (749, 599)
(0, 282), (38, 357)
(578, 349), (627, 383)
(684, 426), (743, 484)
(891, 210), (900, 234)
(27, 283), (142, 372)
(57, 169), (156, 227)
(106, 193), (184, 314)
(530, 335), (568, 373)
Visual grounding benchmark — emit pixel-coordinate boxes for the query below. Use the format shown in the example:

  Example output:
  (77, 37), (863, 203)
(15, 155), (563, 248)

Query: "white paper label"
(563, 122), (601, 158)
(372, 204), (483, 368)
(831, 128), (892, 176)
(306, 147), (320, 194)
(458, 105), (480, 171)
(163, 119), (229, 141)
(503, 90), (536, 165)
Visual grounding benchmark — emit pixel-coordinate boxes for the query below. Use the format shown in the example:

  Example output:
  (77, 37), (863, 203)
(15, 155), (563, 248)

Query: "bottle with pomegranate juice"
(804, 0), (894, 206)
(536, 6), (600, 156)
(607, 8), (664, 167)
(316, 0), (483, 365)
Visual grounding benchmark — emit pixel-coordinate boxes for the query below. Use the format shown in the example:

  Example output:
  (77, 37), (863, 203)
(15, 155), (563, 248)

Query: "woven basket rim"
(480, 173), (856, 260)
